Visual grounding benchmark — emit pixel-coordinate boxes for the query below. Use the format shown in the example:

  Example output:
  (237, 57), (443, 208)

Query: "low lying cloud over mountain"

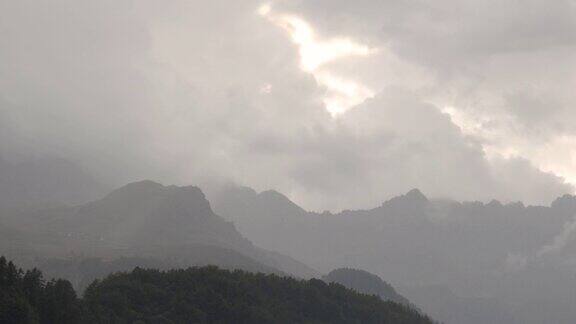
(4, 1), (576, 323)
(1, 0), (574, 211)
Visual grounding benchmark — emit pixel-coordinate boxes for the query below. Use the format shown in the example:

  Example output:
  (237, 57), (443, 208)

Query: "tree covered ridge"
(0, 256), (434, 324)
(0, 256), (82, 324)
(83, 266), (433, 324)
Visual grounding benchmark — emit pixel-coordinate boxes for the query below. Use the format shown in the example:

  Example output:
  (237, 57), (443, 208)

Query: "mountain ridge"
(0, 180), (318, 285)
(209, 184), (576, 324)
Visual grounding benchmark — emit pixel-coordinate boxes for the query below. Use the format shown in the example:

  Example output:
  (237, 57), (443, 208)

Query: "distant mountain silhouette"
(387, 188), (429, 206)
(0, 181), (317, 286)
(323, 268), (410, 305)
(5, 177), (576, 323)
(210, 185), (576, 324)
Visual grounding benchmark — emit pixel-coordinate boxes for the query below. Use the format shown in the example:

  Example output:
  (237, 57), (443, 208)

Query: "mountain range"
(0, 180), (317, 290)
(209, 185), (576, 324)
(4, 174), (576, 323)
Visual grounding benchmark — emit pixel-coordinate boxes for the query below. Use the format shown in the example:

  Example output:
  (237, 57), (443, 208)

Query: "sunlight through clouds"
(258, 3), (375, 116)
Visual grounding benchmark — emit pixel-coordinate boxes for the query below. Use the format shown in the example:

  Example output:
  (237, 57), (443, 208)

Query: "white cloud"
(276, 0), (576, 194)
(258, 4), (375, 115)
(0, 0), (572, 210)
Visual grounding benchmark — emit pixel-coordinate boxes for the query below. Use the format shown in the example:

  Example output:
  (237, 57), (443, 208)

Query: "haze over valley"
(2, 0), (576, 323)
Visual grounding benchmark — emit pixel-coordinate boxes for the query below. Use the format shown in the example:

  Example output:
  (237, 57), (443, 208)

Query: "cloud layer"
(0, 0), (573, 210)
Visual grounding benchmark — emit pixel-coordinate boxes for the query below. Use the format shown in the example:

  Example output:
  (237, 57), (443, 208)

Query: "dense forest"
(0, 256), (433, 324)
(0, 256), (82, 324)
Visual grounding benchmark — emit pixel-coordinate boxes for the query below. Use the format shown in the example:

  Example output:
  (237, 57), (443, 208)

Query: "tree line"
(0, 256), (433, 324)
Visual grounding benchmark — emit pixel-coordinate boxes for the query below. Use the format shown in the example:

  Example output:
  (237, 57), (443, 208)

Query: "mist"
(1, 0), (576, 323)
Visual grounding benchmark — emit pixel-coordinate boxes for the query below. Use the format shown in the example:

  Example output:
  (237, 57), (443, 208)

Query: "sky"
(1, 0), (575, 210)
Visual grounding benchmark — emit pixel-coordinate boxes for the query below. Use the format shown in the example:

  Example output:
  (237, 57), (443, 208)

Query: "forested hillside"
(83, 266), (433, 324)
(0, 257), (433, 324)
(0, 256), (82, 324)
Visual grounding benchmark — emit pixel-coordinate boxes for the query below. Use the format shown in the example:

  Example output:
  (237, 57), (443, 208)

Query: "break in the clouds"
(276, 0), (576, 185)
(258, 3), (375, 115)
(0, 0), (574, 210)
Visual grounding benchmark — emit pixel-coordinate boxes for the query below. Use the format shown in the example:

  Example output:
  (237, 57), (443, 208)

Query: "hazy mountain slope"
(36, 246), (286, 292)
(323, 268), (410, 305)
(210, 185), (576, 324)
(401, 285), (519, 324)
(211, 187), (442, 282)
(1, 181), (317, 281)
(23, 180), (254, 250)
(211, 185), (576, 282)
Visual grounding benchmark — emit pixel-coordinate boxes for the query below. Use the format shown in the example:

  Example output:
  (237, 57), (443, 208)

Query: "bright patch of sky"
(258, 3), (375, 116)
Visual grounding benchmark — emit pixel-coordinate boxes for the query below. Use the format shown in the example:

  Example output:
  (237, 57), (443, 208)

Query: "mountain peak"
(117, 180), (165, 191)
(259, 189), (289, 200)
(487, 199), (503, 208)
(103, 180), (166, 201)
(405, 188), (428, 202)
(257, 190), (306, 214)
(380, 188), (429, 209)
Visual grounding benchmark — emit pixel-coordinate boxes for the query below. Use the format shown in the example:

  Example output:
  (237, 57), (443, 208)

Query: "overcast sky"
(1, 0), (575, 210)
